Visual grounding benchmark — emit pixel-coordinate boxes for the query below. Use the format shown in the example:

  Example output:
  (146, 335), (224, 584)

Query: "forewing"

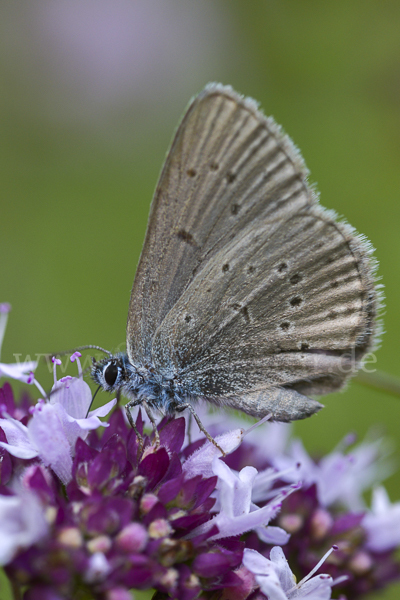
(127, 83), (316, 365)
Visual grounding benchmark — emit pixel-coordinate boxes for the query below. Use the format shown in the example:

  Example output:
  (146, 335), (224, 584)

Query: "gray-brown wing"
(127, 83), (317, 365)
(151, 203), (380, 399)
(208, 387), (324, 422)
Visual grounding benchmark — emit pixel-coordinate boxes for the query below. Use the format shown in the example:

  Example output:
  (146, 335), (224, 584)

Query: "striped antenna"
(44, 345), (113, 361)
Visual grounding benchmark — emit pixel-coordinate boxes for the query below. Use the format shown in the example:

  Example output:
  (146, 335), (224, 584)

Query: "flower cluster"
(1, 305), (400, 600)
(0, 378), (294, 600)
(220, 419), (400, 599)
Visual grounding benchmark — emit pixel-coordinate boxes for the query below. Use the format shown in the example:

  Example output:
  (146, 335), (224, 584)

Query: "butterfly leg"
(187, 411), (193, 446)
(125, 398), (144, 452)
(179, 402), (225, 456)
(142, 400), (161, 449)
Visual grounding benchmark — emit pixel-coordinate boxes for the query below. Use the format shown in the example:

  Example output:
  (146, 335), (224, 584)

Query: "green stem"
(11, 580), (21, 600)
(355, 370), (400, 399)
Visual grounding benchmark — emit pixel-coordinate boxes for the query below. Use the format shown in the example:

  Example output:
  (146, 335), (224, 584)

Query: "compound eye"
(104, 363), (119, 387)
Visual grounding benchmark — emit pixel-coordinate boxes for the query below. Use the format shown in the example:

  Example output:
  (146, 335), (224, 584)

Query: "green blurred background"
(1, 1), (400, 598)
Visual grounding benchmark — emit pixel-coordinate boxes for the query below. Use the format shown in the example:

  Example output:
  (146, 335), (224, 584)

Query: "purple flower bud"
(279, 513), (303, 534)
(140, 493), (159, 514)
(87, 535), (112, 554)
(159, 567), (179, 589)
(84, 551), (110, 583)
(310, 508), (334, 540)
(57, 527), (83, 548)
(148, 518), (173, 539)
(116, 523), (148, 552)
(105, 588), (132, 600)
(348, 550), (373, 575)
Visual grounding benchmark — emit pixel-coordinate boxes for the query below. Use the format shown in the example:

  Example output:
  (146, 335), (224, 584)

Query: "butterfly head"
(91, 354), (127, 393)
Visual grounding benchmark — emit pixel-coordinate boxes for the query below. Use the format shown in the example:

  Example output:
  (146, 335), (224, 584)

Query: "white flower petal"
(243, 548), (287, 600)
(212, 458), (257, 518)
(89, 398), (117, 418)
(0, 361), (37, 381)
(243, 547), (334, 600)
(272, 435), (387, 511)
(28, 404), (73, 484)
(256, 525), (290, 545)
(182, 428), (245, 479)
(73, 415), (109, 430)
(51, 377), (92, 419)
(0, 491), (48, 565)
(364, 486), (400, 552)
(0, 441), (38, 459)
(0, 416), (30, 443)
(0, 417), (39, 458)
(84, 551), (111, 583)
(295, 575), (333, 599)
(270, 546), (296, 593)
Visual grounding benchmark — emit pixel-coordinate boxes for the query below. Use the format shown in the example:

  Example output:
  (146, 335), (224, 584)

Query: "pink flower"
(0, 353), (116, 483)
(0, 304), (37, 383)
(363, 486), (400, 552)
(0, 488), (48, 565)
(243, 546), (344, 600)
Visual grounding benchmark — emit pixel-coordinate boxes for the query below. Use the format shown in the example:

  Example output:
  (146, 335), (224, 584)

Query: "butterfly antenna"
(81, 364), (93, 378)
(44, 345), (113, 362)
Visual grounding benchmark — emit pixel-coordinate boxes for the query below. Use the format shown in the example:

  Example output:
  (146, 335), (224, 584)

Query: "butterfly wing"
(128, 83), (316, 363)
(127, 83), (380, 411)
(151, 206), (378, 399)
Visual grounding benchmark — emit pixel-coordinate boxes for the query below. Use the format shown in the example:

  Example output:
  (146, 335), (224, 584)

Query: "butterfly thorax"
(91, 353), (192, 415)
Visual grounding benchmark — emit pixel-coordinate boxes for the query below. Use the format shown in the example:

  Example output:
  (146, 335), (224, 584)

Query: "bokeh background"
(1, 2), (400, 598)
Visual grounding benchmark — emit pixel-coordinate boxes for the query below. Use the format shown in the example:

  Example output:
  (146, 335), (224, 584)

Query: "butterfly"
(91, 83), (381, 448)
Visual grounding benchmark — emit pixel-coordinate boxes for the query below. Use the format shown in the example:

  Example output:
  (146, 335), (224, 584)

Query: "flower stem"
(11, 580), (21, 600)
(355, 370), (400, 399)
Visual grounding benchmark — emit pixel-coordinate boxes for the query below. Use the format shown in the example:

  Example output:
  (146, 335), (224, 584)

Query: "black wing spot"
(226, 171), (236, 183)
(210, 162), (219, 171)
(187, 168), (197, 177)
(184, 315), (192, 323)
(277, 262), (288, 273)
(331, 280), (339, 288)
(248, 265), (255, 274)
(222, 264), (230, 272)
(280, 321), (290, 331)
(300, 342), (309, 351)
(241, 306), (250, 324)
(177, 229), (197, 246)
(290, 296), (303, 308)
(290, 273), (303, 285)
(231, 203), (240, 215)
